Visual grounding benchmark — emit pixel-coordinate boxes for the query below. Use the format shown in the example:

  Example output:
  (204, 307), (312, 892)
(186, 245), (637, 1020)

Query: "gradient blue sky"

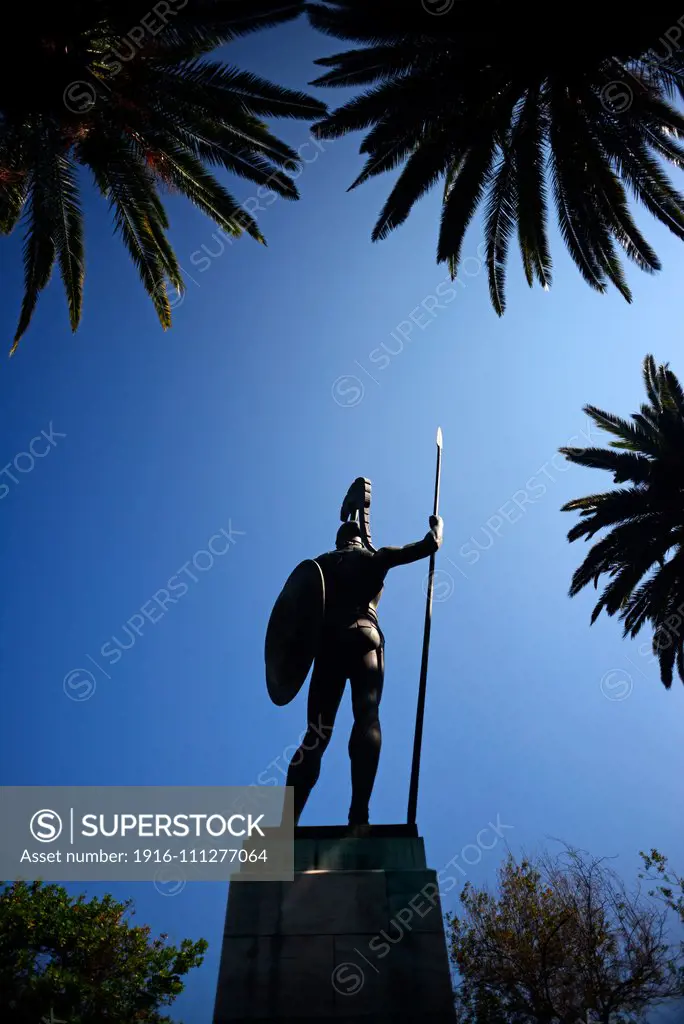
(1, 14), (683, 1023)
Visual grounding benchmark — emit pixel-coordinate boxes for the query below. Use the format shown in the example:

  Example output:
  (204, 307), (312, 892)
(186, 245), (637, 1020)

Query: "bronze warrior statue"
(265, 478), (443, 826)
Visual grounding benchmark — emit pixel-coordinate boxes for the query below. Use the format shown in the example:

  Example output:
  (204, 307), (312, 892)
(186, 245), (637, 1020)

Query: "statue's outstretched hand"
(429, 515), (443, 546)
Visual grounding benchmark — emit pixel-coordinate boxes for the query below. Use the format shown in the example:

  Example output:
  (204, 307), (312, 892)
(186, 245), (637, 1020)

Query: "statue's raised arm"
(375, 515), (443, 570)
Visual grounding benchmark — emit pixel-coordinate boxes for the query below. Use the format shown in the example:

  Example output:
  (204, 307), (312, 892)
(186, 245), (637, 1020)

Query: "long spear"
(407, 426), (443, 827)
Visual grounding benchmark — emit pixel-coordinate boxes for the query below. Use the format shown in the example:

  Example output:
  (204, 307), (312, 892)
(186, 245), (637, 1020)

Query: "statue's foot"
(347, 822), (371, 838)
(348, 805), (370, 828)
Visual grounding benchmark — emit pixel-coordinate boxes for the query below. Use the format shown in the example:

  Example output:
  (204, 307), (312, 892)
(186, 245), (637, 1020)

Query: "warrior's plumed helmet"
(336, 520), (363, 549)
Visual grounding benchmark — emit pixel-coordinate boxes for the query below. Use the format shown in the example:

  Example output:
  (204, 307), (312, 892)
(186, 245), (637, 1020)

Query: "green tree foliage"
(560, 354), (684, 688)
(449, 846), (684, 1023)
(0, 2), (325, 351)
(640, 849), (684, 926)
(307, 2), (684, 314)
(0, 880), (207, 1023)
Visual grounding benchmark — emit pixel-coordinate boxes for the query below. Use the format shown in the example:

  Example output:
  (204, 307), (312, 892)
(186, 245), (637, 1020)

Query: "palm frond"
(306, 3), (684, 313)
(484, 142), (518, 315)
(50, 154), (85, 332)
(559, 447), (652, 484)
(437, 136), (498, 273)
(563, 355), (684, 686)
(10, 122), (64, 352)
(368, 130), (454, 238)
(514, 85), (551, 290)
(0, 2), (321, 348)
(150, 143), (265, 242)
(584, 404), (660, 455)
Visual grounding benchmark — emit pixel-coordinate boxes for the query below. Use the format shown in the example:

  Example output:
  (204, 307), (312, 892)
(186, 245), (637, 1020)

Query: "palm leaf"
(584, 404), (660, 455)
(151, 143), (265, 243)
(368, 130), (454, 239)
(558, 447), (652, 484)
(563, 354), (684, 686)
(306, 4), (684, 313)
(437, 136), (498, 272)
(50, 154), (85, 332)
(514, 85), (552, 290)
(0, 2), (322, 348)
(87, 158), (174, 329)
(11, 122), (64, 353)
(484, 135), (518, 315)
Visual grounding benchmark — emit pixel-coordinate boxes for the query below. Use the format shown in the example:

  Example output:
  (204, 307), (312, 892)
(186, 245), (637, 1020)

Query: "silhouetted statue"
(265, 478), (443, 825)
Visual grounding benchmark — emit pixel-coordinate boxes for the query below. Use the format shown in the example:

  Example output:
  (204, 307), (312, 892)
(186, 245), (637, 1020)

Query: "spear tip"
(436, 426), (443, 448)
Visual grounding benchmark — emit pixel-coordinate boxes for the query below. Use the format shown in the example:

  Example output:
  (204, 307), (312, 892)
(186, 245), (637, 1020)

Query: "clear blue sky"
(1, 16), (683, 1024)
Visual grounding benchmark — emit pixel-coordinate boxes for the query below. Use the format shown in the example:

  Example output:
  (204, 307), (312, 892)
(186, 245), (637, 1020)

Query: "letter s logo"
(30, 809), (63, 842)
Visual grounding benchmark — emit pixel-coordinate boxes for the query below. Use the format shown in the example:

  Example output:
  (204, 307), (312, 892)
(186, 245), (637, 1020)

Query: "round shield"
(265, 559), (325, 706)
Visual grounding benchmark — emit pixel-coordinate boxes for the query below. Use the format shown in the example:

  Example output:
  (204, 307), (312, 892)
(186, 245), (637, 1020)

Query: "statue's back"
(315, 546), (385, 630)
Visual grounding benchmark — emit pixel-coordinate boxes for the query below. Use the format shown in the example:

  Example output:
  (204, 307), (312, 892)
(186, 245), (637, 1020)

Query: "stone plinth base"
(213, 824), (455, 1022)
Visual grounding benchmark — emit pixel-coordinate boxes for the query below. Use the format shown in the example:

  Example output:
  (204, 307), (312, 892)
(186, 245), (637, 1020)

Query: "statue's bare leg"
(348, 642), (384, 825)
(285, 645), (347, 824)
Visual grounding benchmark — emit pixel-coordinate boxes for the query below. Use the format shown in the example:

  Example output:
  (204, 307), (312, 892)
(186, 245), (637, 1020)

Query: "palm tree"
(0, 2), (325, 352)
(560, 355), (684, 689)
(307, 1), (684, 314)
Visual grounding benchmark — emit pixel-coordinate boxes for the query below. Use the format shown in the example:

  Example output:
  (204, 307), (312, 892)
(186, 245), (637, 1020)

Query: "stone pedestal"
(213, 824), (456, 1023)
